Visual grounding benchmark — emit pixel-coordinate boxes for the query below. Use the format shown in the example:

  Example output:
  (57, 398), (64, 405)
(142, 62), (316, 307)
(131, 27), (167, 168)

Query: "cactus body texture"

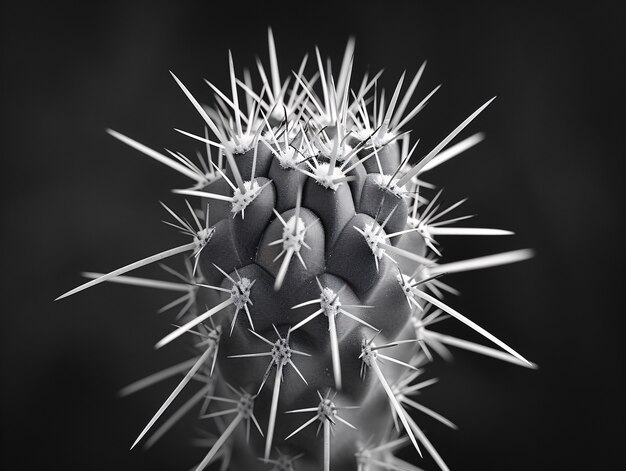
(58, 29), (535, 471)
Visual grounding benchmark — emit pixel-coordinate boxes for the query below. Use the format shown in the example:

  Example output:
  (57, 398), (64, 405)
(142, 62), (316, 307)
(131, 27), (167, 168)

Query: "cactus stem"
(62, 34), (539, 469)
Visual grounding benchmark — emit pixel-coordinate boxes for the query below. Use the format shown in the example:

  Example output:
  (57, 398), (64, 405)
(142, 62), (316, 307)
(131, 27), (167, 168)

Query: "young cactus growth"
(58, 28), (535, 470)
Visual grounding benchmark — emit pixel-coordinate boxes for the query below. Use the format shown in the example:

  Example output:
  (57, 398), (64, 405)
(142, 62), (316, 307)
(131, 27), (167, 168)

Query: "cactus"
(57, 29), (535, 471)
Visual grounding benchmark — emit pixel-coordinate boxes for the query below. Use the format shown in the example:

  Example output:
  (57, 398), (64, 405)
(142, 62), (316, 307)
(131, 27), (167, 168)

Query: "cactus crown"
(58, 27), (535, 471)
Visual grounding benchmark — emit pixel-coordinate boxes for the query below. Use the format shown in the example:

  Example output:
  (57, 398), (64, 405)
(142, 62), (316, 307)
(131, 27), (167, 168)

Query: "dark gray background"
(1, 1), (624, 469)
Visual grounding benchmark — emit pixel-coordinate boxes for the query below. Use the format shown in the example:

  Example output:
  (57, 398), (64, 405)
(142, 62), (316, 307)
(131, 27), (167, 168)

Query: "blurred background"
(1, 1), (624, 469)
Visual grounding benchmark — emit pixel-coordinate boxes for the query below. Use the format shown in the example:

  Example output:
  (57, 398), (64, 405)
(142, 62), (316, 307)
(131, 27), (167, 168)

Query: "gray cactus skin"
(190, 137), (424, 470)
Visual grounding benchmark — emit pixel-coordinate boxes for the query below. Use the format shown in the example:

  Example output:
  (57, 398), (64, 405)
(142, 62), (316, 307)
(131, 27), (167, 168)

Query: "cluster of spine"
(58, 29), (535, 471)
